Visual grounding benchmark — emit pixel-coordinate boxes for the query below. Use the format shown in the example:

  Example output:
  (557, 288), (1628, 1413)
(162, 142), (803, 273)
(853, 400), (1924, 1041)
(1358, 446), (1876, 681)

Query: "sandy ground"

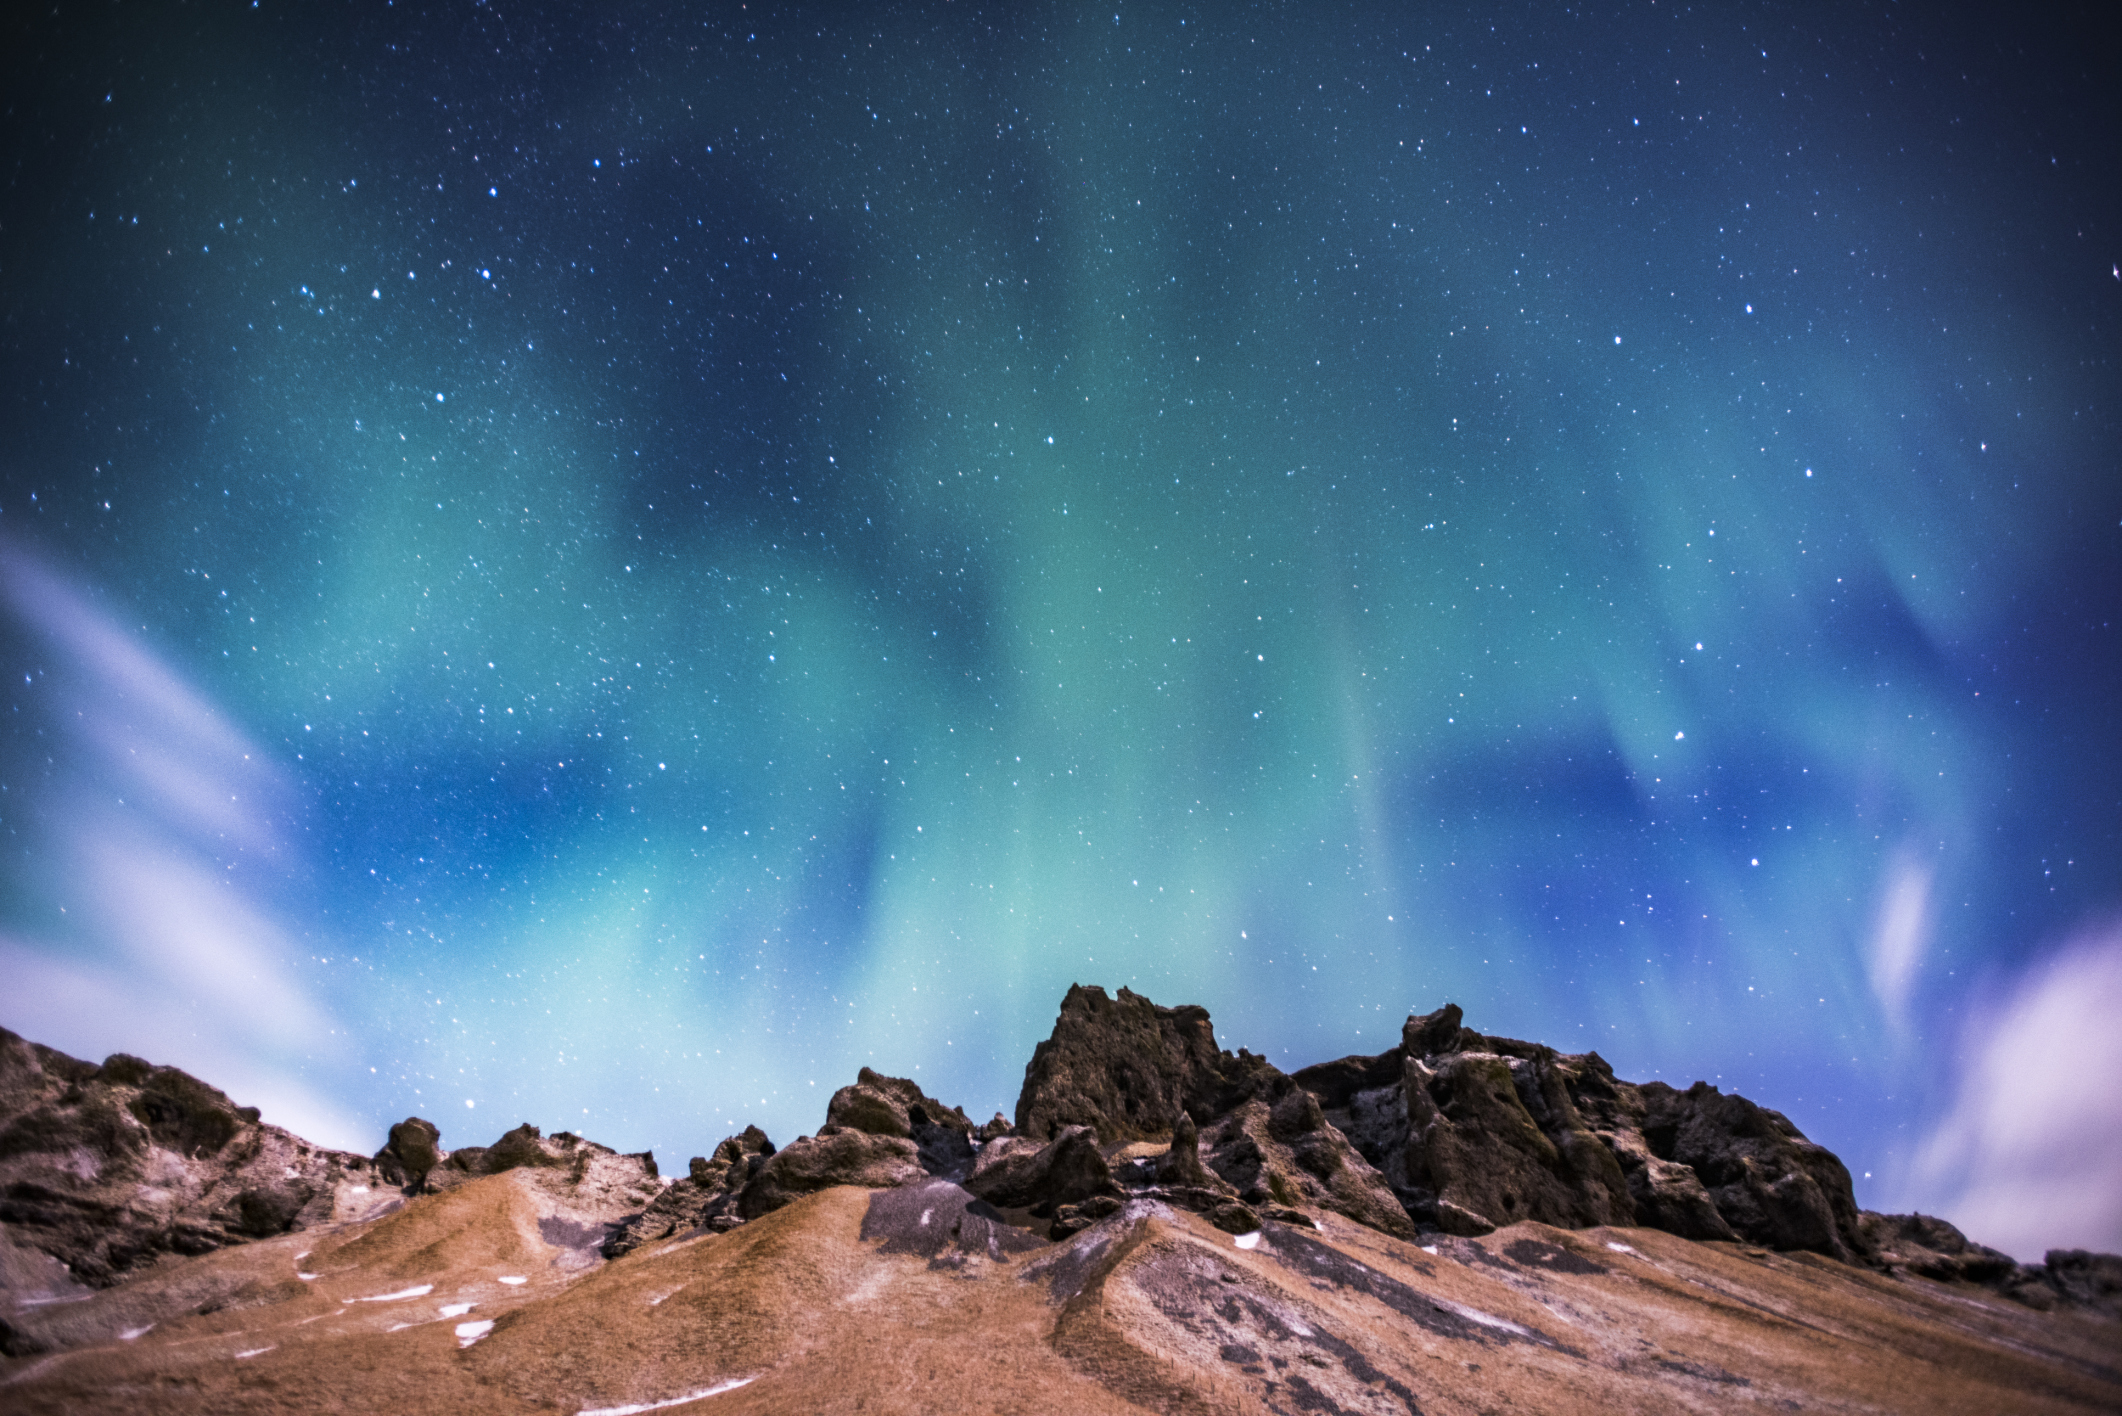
(4, 1172), (2117, 1414)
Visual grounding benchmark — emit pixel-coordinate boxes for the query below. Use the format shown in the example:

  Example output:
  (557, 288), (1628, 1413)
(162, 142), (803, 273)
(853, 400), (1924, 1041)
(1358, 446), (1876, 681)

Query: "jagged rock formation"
(3, 979), (2118, 1390)
(1298, 1001), (1865, 1259)
(1013, 983), (1270, 1141)
(600, 1125), (772, 1259)
(1001, 987), (2117, 1317)
(1008, 984), (1414, 1238)
(0, 1027), (395, 1287)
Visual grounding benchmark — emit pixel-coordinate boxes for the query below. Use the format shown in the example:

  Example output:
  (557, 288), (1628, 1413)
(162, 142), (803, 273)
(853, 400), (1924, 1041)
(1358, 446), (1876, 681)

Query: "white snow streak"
(576, 1378), (757, 1414)
(353, 1284), (434, 1302)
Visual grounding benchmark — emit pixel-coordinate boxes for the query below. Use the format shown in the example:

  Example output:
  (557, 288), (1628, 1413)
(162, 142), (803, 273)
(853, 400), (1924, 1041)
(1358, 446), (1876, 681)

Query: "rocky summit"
(2, 992), (2117, 1415)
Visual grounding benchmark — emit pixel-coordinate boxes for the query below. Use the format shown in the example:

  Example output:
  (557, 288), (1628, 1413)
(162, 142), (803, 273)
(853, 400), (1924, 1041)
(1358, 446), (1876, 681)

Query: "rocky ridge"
(0, 1028), (399, 1292)
(4, 988), (2117, 1339)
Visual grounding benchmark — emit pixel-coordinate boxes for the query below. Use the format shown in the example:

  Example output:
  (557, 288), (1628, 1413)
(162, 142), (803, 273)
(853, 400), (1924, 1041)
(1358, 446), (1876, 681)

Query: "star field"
(2, 3), (2117, 1256)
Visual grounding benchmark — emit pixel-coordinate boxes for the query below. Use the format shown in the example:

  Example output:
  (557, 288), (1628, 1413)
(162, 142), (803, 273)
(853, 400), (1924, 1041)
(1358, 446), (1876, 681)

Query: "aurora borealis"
(3, 4), (2116, 1258)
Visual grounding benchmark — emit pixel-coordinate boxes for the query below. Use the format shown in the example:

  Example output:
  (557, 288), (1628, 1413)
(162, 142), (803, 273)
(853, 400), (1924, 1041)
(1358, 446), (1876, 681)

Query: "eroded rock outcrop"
(737, 1127), (926, 1219)
(602, 1125), (773, 1258)
(1857, 1213), (2122, 1318)
(0, 1028), (390, 1286)
(1635, 1079), (1861, 1261)
(1014, 983), (1277, 1142)
(826, 1068), (977, 1180)
(1008, 985), (1413, 1238)
(1297, 1001), (1869, 1259)
(964, 1124), (1120, 1216)
(8, 985), (2117, 1336)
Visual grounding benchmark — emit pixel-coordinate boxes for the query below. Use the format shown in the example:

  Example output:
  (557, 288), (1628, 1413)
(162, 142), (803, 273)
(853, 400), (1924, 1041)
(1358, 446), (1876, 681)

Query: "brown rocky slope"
(1, 990), (2116, 1413)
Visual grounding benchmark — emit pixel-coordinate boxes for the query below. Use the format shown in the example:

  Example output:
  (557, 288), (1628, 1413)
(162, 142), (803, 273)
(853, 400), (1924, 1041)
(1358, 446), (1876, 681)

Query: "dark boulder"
(372, 1117), (442, 1190)
(826, 1068), (976, 1180)
(1199, 1085), (1414, 1240)
(737, 1128), (925, 1219)
(1047, 1193), (1126, 1241)
(1402, 1003), (1479, 1058)
(965, 1125), (1121, 1215)
(484, 1123), (564, 1173)
(230, 1185), (309, 1238)
(1153, 1111), (1226, 1192)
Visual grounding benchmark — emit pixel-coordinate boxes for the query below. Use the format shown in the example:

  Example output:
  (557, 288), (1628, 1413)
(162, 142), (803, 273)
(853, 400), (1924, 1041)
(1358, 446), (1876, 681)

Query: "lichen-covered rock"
(1200, 1088), (1415, 1240)
(737, 1128), (924, 1219)
(1014, 983), (1277, 1142)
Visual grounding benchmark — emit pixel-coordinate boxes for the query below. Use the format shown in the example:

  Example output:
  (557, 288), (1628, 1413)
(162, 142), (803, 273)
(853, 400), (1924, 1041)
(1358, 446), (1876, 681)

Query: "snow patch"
(1434, 1299), (1534, 1337)
(1606, 1242), (1639, 1255)
(455, 1319), (495, 1348)
(235, 1346), (275, 1359)
(1232, 1231), (1261, 1250)
(119, 1324), (153, 1340)
(498, 1275), (528, 1286)
(439, 1302), (475, 1318)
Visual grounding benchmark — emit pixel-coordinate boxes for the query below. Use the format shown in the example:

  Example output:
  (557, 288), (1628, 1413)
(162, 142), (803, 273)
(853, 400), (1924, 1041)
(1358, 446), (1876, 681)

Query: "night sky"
(3, 4), (2117, 1260)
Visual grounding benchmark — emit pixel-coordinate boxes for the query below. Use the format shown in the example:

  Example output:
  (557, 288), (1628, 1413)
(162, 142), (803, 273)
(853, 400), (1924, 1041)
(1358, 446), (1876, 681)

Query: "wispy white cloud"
(1908, 922), (2122, 1261)
(1868, 848), (1932, 1031)
(0, 534), (357, 1146)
